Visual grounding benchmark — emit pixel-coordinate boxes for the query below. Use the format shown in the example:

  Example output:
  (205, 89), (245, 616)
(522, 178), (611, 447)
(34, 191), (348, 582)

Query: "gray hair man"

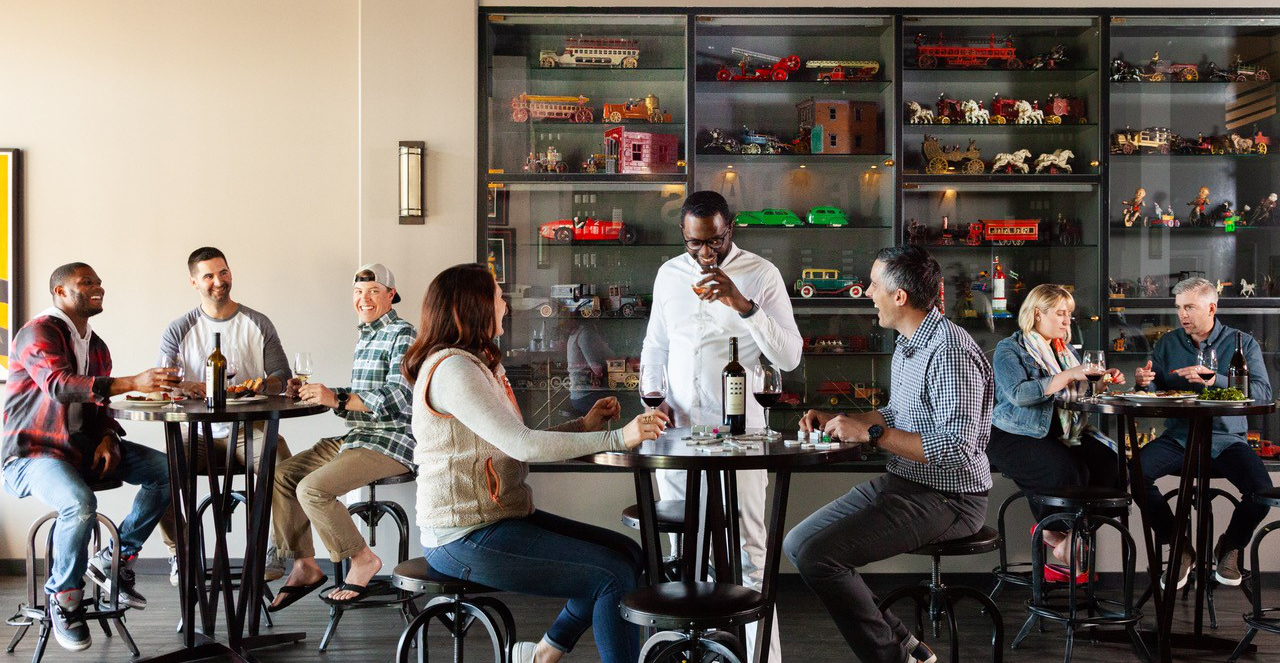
(1134, 277), (1273, 589)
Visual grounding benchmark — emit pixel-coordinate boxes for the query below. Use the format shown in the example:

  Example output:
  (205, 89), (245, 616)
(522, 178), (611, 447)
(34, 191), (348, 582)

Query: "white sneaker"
(168, 555), (179, 587)
(904, 635), (938, 663)
(512, 641), (537, 663)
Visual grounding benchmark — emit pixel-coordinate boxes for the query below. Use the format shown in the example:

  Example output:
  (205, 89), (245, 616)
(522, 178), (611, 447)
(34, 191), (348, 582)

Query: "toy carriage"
(1046, 95), (1087, 124)
(922, 135), (985, 174)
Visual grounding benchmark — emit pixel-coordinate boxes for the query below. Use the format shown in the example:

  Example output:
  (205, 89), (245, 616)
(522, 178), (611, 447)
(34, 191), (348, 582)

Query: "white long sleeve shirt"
(640, 245), (803, 429)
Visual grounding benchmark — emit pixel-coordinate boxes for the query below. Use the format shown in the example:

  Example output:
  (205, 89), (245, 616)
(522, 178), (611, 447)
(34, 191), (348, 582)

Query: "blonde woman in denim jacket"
(988, 284), (1124, 578)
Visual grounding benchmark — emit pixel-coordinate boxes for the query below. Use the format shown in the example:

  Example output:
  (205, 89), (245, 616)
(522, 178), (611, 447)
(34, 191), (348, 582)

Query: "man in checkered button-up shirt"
(270, 263), (418, 609)
(783, 246), (994, 663)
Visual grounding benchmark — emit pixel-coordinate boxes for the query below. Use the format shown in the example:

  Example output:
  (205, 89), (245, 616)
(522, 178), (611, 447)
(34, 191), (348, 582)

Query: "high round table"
(584, 428), (866, 663)
(110, 396), (327, 663)
(1063, 396), (1276, 663)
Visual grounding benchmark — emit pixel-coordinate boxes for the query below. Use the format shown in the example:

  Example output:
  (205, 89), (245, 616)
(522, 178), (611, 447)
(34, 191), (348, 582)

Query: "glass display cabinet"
(1107, 14), (1280, 448)
(901, 15), (1105, 354)
(692, 13), (897, 429)
(480, 12), (689, 427)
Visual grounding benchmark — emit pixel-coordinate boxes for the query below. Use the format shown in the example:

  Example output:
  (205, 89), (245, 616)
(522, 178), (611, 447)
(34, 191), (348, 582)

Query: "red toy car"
(716, 47), (802, 81)
(540, 218), (637, 244)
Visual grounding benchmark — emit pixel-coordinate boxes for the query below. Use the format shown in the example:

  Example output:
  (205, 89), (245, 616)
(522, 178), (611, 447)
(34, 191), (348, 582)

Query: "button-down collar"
(895, 307), (944, 357)
(358, 309), (399, 336)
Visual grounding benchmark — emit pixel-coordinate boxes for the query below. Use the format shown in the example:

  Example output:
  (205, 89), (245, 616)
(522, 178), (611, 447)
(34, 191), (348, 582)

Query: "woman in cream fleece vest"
(402, 264), (668, 663)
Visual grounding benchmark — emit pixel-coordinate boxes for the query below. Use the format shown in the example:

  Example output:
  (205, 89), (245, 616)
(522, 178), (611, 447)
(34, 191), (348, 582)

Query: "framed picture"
(488, 227), (516, 285)
(486, 187), (508, 225)
(0, 149), (21, 382)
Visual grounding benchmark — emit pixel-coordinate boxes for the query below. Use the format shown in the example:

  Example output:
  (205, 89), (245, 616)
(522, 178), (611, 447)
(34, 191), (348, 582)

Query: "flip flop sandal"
(266, 578), (326, 613)
(321, 583), (371, 606)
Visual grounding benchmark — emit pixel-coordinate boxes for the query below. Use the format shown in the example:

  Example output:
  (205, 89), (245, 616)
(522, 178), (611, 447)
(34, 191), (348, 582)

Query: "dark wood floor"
(3, 573), (1278, 662)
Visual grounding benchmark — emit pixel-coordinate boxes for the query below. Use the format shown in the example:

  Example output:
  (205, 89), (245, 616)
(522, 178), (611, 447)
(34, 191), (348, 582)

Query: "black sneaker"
(904, 635), (938, 663)
(49, 589), (91, 652)
(1214, 538), (1243, 586)
(86, 549), (147, 610)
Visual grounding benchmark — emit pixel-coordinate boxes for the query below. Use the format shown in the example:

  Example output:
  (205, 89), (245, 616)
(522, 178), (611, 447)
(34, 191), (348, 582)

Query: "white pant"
(656, 468), (782, 663)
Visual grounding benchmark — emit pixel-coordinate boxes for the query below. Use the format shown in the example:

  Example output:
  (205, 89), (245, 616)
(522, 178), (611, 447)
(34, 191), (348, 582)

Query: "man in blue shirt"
(1135, 277), (1273, 590)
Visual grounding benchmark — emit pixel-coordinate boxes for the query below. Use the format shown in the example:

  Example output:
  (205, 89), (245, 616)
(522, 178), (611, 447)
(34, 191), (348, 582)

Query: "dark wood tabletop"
(1062, 396), (1276, 418)
(108, 395), (329, 423)
(581, 427), (868, 471)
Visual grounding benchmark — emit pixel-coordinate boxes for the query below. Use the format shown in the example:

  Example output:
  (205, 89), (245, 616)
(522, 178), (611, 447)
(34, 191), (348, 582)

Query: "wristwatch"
(335, 391), (350, 412)
(866, 424), (885, 447)
(739, 299), (759, 319)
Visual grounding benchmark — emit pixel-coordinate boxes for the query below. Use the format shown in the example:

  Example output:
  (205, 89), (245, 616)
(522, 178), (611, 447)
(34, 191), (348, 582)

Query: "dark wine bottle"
(206, 332), (227, 408)
(1229, 331), (1250, 398)
(722, 336), (746, 434)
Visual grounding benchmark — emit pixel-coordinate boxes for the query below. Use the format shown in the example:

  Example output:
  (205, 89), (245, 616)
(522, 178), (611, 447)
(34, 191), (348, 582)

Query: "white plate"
(227, 394), (268, 404)
(1112, 392), (1197, 402)
(123, 398), (185, 408)
(1198, 398), (1256, 404)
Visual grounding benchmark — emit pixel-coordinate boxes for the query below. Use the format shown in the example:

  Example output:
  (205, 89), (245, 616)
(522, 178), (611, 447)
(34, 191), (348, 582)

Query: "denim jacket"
(992, 332), (1077, 438)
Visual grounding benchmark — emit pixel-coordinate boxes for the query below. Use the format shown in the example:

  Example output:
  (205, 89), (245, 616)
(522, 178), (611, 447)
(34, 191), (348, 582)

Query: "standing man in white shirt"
(640, 191), (803, 662)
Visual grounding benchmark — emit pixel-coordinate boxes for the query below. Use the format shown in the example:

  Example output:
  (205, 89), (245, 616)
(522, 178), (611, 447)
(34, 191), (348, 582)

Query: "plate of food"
(1107, 390), (1198, 402)
(1199, 387), (1253, 404)
(124, 392), (187, 407)
(227, 394), (268, 405)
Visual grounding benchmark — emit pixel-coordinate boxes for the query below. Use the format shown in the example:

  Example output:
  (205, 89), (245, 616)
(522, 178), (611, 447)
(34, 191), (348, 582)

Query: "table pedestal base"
(1096, 628), (1255, 655)
(135, 631), (307, 663)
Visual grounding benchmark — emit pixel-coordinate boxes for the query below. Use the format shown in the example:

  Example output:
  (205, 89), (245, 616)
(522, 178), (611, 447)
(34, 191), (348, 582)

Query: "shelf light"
(1090, 160), (1100, 167)
(726, 164), (734, 169)
(799, 164), (807, 169)
(883, 159), (895, 167)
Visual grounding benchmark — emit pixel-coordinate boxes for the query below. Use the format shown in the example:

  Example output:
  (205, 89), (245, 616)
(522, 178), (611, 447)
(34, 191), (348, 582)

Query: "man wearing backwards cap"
(268, 263), (418, 610)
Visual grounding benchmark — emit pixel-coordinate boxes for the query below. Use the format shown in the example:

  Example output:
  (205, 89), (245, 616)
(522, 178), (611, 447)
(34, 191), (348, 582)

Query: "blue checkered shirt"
(877, 308), (994, 493)
(334, 310), (417, 467)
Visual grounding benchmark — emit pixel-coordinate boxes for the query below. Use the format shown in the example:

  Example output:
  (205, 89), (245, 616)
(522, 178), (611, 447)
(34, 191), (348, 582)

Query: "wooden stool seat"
(909, 526), (1000, 557)
(621, 581), (768, 631)
(391, 558), (501, 596)
(1033, 486), (1132, 510)
(621, 500), (686, 533)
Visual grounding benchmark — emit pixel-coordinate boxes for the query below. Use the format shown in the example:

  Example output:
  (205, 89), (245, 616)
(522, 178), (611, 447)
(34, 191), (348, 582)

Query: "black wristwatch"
(866, 424), (885, 447)
(335, 391), (350, 412)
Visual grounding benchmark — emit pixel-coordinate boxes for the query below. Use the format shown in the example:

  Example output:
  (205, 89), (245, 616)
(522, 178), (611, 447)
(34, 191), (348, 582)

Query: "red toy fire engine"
(716, 47), (802, 81)
(915, 33), (1022, 69)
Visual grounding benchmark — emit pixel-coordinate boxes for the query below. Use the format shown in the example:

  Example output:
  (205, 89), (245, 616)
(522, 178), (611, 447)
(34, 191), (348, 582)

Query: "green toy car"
(735, 208), (802, 227)
(806, 206), (850, 227)
(794, 268), (864, 298)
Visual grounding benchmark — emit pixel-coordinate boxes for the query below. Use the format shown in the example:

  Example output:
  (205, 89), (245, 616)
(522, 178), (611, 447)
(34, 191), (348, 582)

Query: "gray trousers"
(783, 473), (988, 663)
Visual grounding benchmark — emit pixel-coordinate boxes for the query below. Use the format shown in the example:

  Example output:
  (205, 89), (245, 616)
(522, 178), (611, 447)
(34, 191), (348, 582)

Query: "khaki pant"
(159, 423), (293, 554)
(271, 437), (409, 562)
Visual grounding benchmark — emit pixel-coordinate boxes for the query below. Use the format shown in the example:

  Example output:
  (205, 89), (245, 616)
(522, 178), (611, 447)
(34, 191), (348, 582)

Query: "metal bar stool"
(1228, 487), (1280, 661)
(316, 470), (421, 652)
(990, 490), (1038, 603)
(621, 500), (685, 582)
(1013, 486), (1149, 663)
(4, 479), (140, 663)
(877, 526), (1004, 663)
(1134, 484), (1251, 629)
(391, 557), (516, 663)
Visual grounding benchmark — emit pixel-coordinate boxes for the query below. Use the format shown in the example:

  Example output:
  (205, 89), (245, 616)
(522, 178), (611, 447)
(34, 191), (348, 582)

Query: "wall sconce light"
(399, 141), (425, 224)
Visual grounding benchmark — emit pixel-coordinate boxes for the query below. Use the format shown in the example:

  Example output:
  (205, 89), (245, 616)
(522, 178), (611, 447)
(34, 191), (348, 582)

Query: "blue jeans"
(425, 510), (642, 663)
(2, 440), (171, 594)
(1138, 435), (1274, 549)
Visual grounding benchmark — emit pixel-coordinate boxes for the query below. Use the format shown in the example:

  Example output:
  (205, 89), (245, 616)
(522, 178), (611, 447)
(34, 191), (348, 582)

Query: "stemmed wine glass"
(1196, 347), (1219, 392)
(159, 353), (185, 410)
(752, 364), (782, 439)
(225, 351), (239, 386)
(638, 365), (668, 415)
(1081, 350), (1107, 401)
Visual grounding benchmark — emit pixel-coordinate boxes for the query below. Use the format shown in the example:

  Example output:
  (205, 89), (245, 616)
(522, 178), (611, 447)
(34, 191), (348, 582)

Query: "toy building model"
(603, 126), (679, 174)
(797, 98), (879, 154)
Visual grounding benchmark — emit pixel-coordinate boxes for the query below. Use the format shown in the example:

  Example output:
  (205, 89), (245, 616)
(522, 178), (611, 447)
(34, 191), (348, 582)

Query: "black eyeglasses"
(683, 229), (731, 251)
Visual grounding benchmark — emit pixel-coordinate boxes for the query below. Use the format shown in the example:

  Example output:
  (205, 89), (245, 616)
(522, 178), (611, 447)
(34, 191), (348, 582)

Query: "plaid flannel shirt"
(333, 310), (417, 467)
(878, 308), (994, 494)
(2, 315), (123, 466)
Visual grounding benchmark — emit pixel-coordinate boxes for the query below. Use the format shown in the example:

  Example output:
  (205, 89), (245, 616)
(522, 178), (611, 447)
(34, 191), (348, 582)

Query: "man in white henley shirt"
(640, 191), (802, 662)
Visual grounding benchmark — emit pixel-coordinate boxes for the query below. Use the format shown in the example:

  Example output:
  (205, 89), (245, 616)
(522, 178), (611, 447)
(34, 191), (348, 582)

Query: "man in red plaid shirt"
(2, 263), (178, 652)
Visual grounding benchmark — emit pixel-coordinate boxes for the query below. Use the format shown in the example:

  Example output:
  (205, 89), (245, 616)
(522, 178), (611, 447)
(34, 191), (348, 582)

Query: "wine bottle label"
(1230, 375), (1249, 398)
(206, 366), (216, 399)
(726, 376), (745, 415)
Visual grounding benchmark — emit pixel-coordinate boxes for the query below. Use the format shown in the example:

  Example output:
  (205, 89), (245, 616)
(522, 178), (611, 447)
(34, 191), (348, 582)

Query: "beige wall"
(0, 0), (1276, 580)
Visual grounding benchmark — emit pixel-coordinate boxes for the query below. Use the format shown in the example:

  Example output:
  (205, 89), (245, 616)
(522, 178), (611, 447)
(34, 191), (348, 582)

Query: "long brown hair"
(402, 263), (502, 386)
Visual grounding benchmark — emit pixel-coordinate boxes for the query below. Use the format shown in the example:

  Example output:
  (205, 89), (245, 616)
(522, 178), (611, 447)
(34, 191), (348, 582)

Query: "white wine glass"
(293, 352), (313, 398)
(752, 364), (782, 439)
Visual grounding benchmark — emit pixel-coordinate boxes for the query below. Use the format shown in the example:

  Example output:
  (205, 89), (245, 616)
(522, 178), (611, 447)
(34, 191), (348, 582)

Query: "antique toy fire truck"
(716, 47), (803, 81)
(914, 32), (1022, 69)
(805, 59), (881, 81)
(601, 94), (673, 124)
(510, 94), (594, 123)
(539, 37), (640, 69)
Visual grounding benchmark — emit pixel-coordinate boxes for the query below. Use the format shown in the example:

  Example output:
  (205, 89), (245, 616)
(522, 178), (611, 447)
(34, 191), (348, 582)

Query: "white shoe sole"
(512, 641), (537, 663)
(53, 626), (91, 652)
(1160, 569), (1191, 591)
(85, 567), (147, 610)
(1215, 571), (1242, 586)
